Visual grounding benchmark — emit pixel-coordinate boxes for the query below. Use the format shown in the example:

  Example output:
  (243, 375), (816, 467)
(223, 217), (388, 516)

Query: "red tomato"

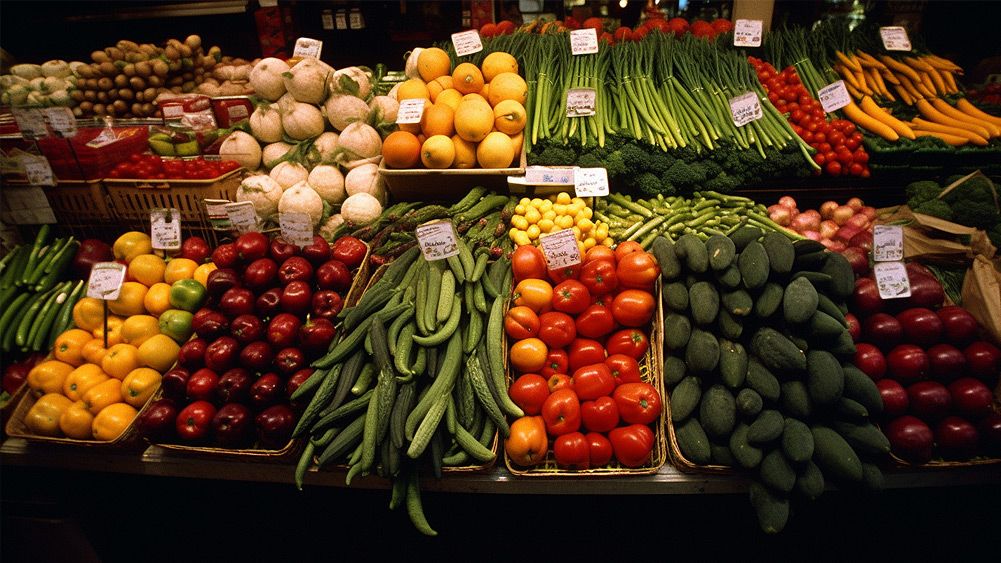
(575, 304), (616, 340)
(581, 396), (619, 433)
(584, 246), (616, 265)
(579, 259), (618, 296)
(613, 382), (662, 425)
(547, 373), (572, 393)
(571, 363), (616, 400)
(552, 280), (591, 315)
(616, 252), (659, 291)
(329, 237), (367, 269)
(541, 388), (581, 436)
(541, 348), (569, 378)
(609, 424), (654, 468)
(511, 245), (547, 282)
(504, 306), (540, 340)
(586, 432), (614, 466)
(591, 293), (613, 308)
(568, 338), (607, 372)
(508, 373), (550, 416)
(611, 289), (655, 327)
(512, 279), (553, 313)
(537, 311), (576, 349)
(547, 263), (580, 285)
(553, 431), (590, 469)
(582, 17), (603, 32)
(605, 354), (642, 386)
(614, 241), (644, 261)
(606, 328), (649, 359)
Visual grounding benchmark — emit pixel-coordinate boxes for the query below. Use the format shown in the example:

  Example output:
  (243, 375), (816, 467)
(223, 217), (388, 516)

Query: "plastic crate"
(36, 126), (148, 181)
(42, 180), (115, 239)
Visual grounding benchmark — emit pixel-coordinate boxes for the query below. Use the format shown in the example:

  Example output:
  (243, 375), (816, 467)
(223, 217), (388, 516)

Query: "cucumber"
(436, 271), (455, 324)
(811, 425), (863, 483)
(737, 241), (769, 290)
(705, 234), (737, 271)
(718, 339), (748, 389)
(699, 385), (736, 439)
(831, 420), (891, 457)
(795, 461), (825, 501)
(782, 276), (819, 325)
(816, 293), (848, 327)
(675, 418), (711, 465)
(651, 236), (682, 281)
(842, 364), (883, 416)
(808, 311), (847, 339)
(780, 380), (813, 419)
(821, 252), (855, 300)
(761, 231), (795, 275)
(424, 262), (443, 330)
(745, 359), (780, 403)
(710, 442), (735, 466)
(791, 270), (832, 290)
(716, 264), (742, 289)
(760, 449), (796, 493)
(670, 376), (702, 422)
(736, 388), (763, 418)
(729, 225), (763, 251)
(751, 328), (807, 373)
(793, 239), (826, 255)
(835, 397), (869, 422)
(685, 329), (720, 375)
(729, 423), (763, 469)
(663, 313), (692, 352)
(412, 298), (462, 346)
(829, 330), (857, 356)
(806, 350), (844, 405)
(721, 289), (753, 317)
(676, 234), (708, 273)
(485, 295), (522, 418)
(292, 365), (342, 438)
(747, 409), (784, 444)
(781, 418), (815, 463)
(689, 281), (719, 326)
(860, 462), (885, 493)
(749, 481), (789, 534)
(664, 356), (687, 387)
(754, 283), (784, 319)
(663, 282), (689, 312)
(716, 308), (743, 341)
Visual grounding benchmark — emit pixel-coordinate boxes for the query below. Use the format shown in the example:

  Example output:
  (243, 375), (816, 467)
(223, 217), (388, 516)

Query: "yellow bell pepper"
(73, 297), (106, 333)
(121, 368), (161, 407)
(92, 403), (138, 441)
(25, 394), (73, 436)
(82, 378), (124, 415)
(27, 360), (75, 395)
(59, 401), (95, 439)
(63, 364), (110, 402)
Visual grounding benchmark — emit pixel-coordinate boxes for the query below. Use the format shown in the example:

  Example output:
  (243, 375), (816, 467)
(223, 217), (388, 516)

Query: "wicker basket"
(42, 180), (114, 239)
(504, 280), (668, 477)
(886, 399), (1001, 469)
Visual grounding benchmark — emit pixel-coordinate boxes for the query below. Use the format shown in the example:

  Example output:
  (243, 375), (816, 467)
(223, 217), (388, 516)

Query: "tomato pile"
(106, 154), (241, 180)
(848, 262), (1001, 463)
(749, 57), (871, 178)
(503, 242), (663, 470)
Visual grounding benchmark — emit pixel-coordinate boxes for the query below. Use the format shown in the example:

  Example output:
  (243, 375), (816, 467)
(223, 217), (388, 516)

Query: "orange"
(382, 131), (422, 169)
(480, 83), (490, 101)
(420, 135), (455, 169)
(120, 314), (160, 347)
(73, 297), (106, 332)
(108, 282), (148, 316)
(127, 254), (166, 286)
(488, 72), (528, 107)
(81, 338), (111, 365)
(481, 52), (518, 82)
(417, 47), (451, 82)
(121, 367), (161, 407)
(511, 131), (525, 161)
(397, 78), (431, 102)
(452, 62), (484, 95)
(454, 98), (494, 143)
(27, 360), (75, 394)
(59, 401), (95, 439)
(92, 315), (125, 346)
(82, 378), (124, 415)
(451, 135), (478, 169)
(477, 131), (516, 168)
(63, 363), (110, 402)
(427, 75), (453, 102)
(193, 263), (216, 287)
(436, 88), (463, 111)
(461, 93), (488, 104)
(113, 232), (153, 263)
(54, 328), (94, 366)
(163, 258), (198, 284)
(92, 403), (138, 441)
(102, 343), (142, 380)
(421, 103), (455, 138)
(137, 333), (180, 373)
(143, 282), (172, 316)
(493, 99), (527, 135)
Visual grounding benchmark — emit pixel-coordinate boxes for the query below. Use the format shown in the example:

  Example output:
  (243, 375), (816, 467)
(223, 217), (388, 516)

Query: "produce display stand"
(379, 152), (527, 201)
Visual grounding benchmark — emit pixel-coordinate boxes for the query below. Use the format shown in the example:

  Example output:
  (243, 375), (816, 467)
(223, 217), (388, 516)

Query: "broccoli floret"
(618, 142), (653, 171)
(704, 171), (741, 194)
(629, 172), (670, 196)
(989, 223), (1001, 248)
(954, 205), (1000, 230)
(529, 142), (579, 166)
(700, 159), (723, 180)
(913, 199), (954, 221)
(662, 159), (708, 189)
(906, 180), (943, 207)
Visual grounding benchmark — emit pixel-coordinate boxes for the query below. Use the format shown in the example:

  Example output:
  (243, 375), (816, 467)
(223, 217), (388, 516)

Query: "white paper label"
(293, 37), (323, 59)
(335, 11), (347, 29)
(570, 28), (599, 55)
(349, 10), (363, 29)
(322, 11), (334, 30)
(396, 98), (427, 124)
(729, 91), (763, 127)
(150, 208), (182, 250)
(566, 88), (597, 118)
(259, 0), (278, 6)
(224, 201), (260, 234)
(880, 26), (912, 51)
(86, 262), (127, 300)
(733, 19), (763, 47)
(22, 155), (55, 186)
(574, 167), (609, 197)
(12, 108), (48, 139)
(416, 220), (460, 261)
(44, 107), (77, 137)
(874, 261), (912, 299)
(540, 228), (582, 270)
(873, 225), (904, 262)
(525, 166), (575, 185)
(86, 129), (118, 148)
(451, 30), (483, 57)
(280, 211), (314, 247)
(818, 80), (851, 113)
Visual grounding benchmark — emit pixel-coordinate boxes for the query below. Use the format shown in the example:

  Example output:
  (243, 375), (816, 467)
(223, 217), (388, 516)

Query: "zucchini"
(821, 252), (855, 300)
(716, 264), (742, 289)
(721, 289), (753, 317)
(761, 231), (795, 275)
(663, 356), (687, 387)
(831, 420), (890, 457)
(780, 381), (813, 419)
(716, 308), (743, 340)
(781, 418), (815, 463)
(811, 425), (863, 483)
(689, 281), (719, 326)
(745, 359), (780, 403)
(806, 350), (844, 405)
(729, 423), (763, 469)
(796, 461), (825, 501)
(736, 388), (763, 418)
(760, 449), (796, 493)
(663, 282), (689, 312)
(754, 282), (784, 319)
(842, 364), (883, 416)
(747, 409), (784, 444)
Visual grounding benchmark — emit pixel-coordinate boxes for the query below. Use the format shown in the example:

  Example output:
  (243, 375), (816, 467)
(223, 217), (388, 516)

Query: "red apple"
(877, 378), (909, 417)
(205, 336), (239, 373)
(935, 416), (979, 460)
(235, 231), (268, 262)
(862, 313), (902, 350)
(243, 258), (279, 291)
(280, 280), (312, 315)
(177, 338), (207, 370)
(299, 318), (337, 353)
(854, 343), (887, 381)
(219, 287), (255, 318)
(267, 313), (302, 349)
(217, 367), (253, 404)
(896, 308), (943, 347)
(249, 372), (284, 409)
(886, 415), (934, 464)
(186, 368), (219, 402)
(180, 236), (211, 264)
(887, 344), (929, 381)
(239, 340), (274, 372)
(907, 381), (952, 419)
(230, 314), (265, 344)
(301, 235), (331, 266)
(927, 343), (967, 381)
(212, 402), (254, 448)
(947, 377), (995, 418)
(278, 256), (313, 285)
(275, 347), (306, 376)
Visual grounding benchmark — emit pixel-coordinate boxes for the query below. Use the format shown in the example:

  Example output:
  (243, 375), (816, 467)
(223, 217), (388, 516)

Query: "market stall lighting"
(619, 0), (628, 9)
(63, 1), (248, 22)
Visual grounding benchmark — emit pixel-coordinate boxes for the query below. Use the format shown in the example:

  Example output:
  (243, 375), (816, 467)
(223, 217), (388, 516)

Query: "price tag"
(733, 19), (763, 47)
(22, 155), (55, 186)
(728, 91), (763, 127)
(539, 228), (582, 270)
(280, 211), (314, 247)
(817, 80), (851, 113)
(525, 166), (575, 185)
(415, 220), (460, 261)
(224, 201), (260, 234)
(44, 107), (77, 137)
(322, 10), (334, 30)
(12, 108), (48, 139)
(566, 88), (597, 118)
(86, 262), (127, 300)
(335, 11), (348, 30)
(349, 10), (364, 29)
(574, 167), (609, 197)
(451, 30), (483, 57)
(259, 0), (278, 6)
(874, 261), (912, 300)
(880, 26), (912, 51)
(873, 225), (904, 262)
(293, 37), (323, 59)
(570, 28), (599, 55)
(396, 98), (427, 124)
(150, 208), (182, 250)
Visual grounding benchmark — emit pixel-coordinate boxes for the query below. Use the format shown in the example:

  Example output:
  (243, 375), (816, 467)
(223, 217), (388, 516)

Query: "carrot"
(913, 130), (969, 146)
(879, 68), (900, 85)
(924, 54), (962, 73)
(898, 75), (925, 101)
(914, 73), (937, 97)
(910, 118), (988, 145)
(856, 50), (887, 70)
(930, 98), (1000, 137)
(860, 96), (916, 139)
(955, 98), (1001, 128)
(843, 101), (899, 141)
(925, 68), (947, 96)
(869, 68), (891, 98)
(940, 70), (959, 94)
(904, 56), (936, 73)
(836, 65), (864, 90)
(836, 50), (863, 73)
(879, 55), (922, 83)
(845, 82), (864, 100)
(893, 84), (914, 105)
(915, 98), (993, 138)
(855, 70), (874, 95)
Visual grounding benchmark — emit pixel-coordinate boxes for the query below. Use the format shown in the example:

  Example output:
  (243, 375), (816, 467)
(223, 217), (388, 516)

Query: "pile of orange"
(382, 49), (528, 170)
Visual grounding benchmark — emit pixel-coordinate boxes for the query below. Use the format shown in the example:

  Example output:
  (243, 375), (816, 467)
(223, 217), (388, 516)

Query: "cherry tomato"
(504, 306), (541, 340)
(575, 304), (616, 340)
(541, 388), (581, 436)
(508, 373), (550, 416)
(537, 311), (577, 349)
(568, 338), (607, 372)
(511, 245), (547, 282)
(853, 149), (869, 164)
(512, 279), (553, 313)
(581, 396), (620, 433)
(611, 289), (655, 327)
(553, 431), (590, 469)
(552, 280), (591, 315)
(605, 328), (649, 359)
(605, 354), (642, 386)
(586, 432), (614, 466)
(510, 338), (548, 373)
(849, 162), (865, 176)
(541, 349), (569, 378)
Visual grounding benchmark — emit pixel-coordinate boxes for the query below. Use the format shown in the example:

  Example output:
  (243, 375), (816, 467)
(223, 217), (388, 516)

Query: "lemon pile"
(508, 192), (613, 252)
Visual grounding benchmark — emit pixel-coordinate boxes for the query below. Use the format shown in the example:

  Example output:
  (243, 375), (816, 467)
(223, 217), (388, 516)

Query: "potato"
(98, 77), (113, 90)
(184, 34), (202, 49)
(113, 74), (127, 88)
(93, 103), (105, 115)
(99, 62), (116, 76)
(118, 88), (134, 101)
(135, 61), (152, 77)
(112, 100), (127, 114)
(84, 90), (97, 102)
(105, 47), (124, 61)
(179, 44), (193, 58)
(97, 91), (109, 103)
(164, 45), (179, 61)
(91, 50), (109, 63)
(70, 90), (85, 102)
(147, 75), (163, 88)
(84, 78), (98, 90)
(79, 101), (93, 113)
(143, 87), (157, 101)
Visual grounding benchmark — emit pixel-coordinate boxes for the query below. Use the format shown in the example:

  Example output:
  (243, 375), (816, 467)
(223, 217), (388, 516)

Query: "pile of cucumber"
(290, 241), (520, 536)
(0, 226), (85, 354)
(654, 228), (890, 534)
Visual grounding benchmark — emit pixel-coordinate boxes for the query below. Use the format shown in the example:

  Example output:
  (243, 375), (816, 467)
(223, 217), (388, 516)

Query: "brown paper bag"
(962, 255), (1001, 345)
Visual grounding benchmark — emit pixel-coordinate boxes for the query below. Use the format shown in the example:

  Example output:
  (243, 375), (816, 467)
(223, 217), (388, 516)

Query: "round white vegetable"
(249, 57), (290, 101)
(336, 121), (382, 163)
(262, 142), (293, 169)
(328, 66), (372, 100)
(236, 174), (283, 219)
(278, 181), (325, 226)
(344, 163), (386, 205)
(341, 192), (383, 227)
(270, 161), (310, 190)
(219, 131), (262, 171)
(368, 96), (399, 124)
(280, 98), (325, 140)
(250, 103), (284, 143)
(307, 165), (346, 204)
(284, 57), (333, 104)
(324, 94), (370, 132)
(314, 132), (340, 163)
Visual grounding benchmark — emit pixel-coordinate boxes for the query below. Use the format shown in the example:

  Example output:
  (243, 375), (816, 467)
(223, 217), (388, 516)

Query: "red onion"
(820, 201), (839, 220)
(832, 205), (854, 226)
(847, 197), (864, 211)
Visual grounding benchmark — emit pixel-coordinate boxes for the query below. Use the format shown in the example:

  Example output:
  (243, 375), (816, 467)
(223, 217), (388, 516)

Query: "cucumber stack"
(654, 228), (890, 534)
